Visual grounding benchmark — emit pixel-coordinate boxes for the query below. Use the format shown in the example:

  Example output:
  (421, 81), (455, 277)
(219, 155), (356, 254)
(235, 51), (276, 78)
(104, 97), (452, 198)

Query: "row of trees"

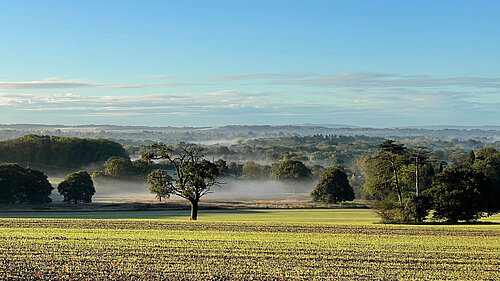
(126, 135), (492, 196)
(195, 134), (493, 169)
(363, 141), (500, 223)
(0, 164), (95, 204)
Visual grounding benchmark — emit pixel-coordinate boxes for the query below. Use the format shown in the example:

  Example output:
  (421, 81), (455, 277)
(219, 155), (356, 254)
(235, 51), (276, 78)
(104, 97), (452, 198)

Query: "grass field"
(0, 209), (499, 280)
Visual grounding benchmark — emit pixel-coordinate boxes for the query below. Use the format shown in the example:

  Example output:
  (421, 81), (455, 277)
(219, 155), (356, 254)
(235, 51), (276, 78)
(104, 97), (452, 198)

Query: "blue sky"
(0, 0), (499, 127)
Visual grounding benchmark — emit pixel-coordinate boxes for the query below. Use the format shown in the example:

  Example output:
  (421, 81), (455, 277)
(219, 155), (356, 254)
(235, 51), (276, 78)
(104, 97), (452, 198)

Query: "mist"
(206, 179), (315, 201)
(49, 178), (317, 202)
(92, 180), (154, 202)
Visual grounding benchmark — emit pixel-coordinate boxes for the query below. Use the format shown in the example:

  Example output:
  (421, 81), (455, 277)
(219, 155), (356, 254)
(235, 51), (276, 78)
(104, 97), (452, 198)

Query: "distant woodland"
(0, 135), (127, 171)
(0, 126), (498, 223)
(0, 128), (498, 197)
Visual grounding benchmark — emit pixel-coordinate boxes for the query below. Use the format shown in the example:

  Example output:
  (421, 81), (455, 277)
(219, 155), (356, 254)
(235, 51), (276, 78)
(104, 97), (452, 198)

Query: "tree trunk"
(390, 160), (402, 204)
(415, 157), (420, 197)
(393, 168), (402, 204)
(190, 199), (199, 220)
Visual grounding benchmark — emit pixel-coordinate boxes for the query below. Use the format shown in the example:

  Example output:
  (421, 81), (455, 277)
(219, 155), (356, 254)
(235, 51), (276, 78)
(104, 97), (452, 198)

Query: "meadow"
(0, 209), (499, 280)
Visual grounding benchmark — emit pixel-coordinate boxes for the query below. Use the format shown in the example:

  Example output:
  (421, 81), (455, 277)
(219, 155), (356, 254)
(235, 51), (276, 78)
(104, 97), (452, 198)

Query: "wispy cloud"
(1, 72), (499, 126)
(271, 72), (500, 88)
(209, 72), (318, 81)
(102, 82), (189, 88)
(0, 78), (190, 90)
(0, 78), (94, 90)
(147, 75), (177, 80)
(6, 72), (499, 90)
(0, 90), (276, 111)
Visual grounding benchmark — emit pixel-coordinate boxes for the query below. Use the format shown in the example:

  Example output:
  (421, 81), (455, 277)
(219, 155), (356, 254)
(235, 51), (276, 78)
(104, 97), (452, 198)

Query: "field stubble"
(0, 209), (498, 280)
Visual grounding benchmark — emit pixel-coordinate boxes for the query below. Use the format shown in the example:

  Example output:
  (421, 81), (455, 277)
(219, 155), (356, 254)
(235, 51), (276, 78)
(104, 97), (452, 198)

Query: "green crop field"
(0, 209), (499, 280)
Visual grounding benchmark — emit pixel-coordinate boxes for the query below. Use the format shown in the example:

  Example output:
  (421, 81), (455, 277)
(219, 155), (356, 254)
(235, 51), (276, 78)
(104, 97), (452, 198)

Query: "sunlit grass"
(0, 209), (498, 280)
(1, 208), (498, 225)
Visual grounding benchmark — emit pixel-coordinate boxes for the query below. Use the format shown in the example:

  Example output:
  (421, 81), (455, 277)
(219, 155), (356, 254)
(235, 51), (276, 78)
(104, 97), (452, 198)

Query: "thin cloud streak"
(4, 72), (500, 90)
(0, 90), (277, 110)
(147, 75), (177, 80)
(271, 72), (500, 88)
(0, 78), (191, 90)
(209, 72), (319, 81)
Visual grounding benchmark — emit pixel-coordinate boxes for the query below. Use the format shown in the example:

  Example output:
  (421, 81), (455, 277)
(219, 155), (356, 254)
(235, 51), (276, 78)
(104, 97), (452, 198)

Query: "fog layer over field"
(206, 180), (315, 200)
(50, 179), (316, 202)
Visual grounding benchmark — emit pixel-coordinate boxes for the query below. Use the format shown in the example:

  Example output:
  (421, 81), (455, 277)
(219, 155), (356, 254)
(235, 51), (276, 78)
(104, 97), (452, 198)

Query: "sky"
(0, 0), (499, 127)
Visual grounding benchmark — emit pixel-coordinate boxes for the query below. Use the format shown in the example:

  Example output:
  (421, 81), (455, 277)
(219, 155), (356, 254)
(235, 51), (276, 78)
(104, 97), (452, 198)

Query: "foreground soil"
(0, 209), (498, 280)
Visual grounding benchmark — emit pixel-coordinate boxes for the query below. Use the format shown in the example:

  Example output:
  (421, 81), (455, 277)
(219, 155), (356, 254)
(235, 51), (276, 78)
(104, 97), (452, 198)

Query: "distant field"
(0, 209), (498, 280)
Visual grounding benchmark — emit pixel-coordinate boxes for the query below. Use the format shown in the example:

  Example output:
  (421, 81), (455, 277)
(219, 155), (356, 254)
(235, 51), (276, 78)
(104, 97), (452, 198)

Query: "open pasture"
(0, 209), (499, 280)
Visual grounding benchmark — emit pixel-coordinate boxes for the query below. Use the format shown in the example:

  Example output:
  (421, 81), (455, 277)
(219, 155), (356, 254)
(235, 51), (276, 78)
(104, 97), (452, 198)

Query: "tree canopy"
(472, 147), (500, 205)
(311, 166), (354, 204)
(242, 161), (270, 180)
(364, 142), (499, 223)
(0, 164), (53, 204)
(57, 171), (95, 204)
(272, 160), (312, 181)
(0, 135), (128, 170)
(425, 165), (494, 222)
(146, 144), (221, 220)
(363, 141), (434, 223)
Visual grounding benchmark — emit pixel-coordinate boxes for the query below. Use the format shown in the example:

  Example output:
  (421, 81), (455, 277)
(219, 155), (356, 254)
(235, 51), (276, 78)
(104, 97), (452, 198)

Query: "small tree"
(146, 144), (221, 220)
(58, 171), (95, 204)
(311, 166), (354, 204)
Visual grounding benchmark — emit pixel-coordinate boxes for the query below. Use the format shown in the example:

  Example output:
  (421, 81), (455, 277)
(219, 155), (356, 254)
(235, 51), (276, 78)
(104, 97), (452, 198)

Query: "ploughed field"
(0, 209), (499, 280)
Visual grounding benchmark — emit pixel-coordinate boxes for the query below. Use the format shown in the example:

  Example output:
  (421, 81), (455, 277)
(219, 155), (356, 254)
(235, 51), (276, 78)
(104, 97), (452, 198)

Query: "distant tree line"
(1, 134), (498, 224)
(123, 134), (496, 197)
(0, 135), (128, 170)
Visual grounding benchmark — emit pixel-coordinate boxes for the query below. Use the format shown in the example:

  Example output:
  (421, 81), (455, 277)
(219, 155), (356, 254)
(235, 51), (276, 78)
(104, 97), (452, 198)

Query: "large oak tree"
(147, 144), (221, 220)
